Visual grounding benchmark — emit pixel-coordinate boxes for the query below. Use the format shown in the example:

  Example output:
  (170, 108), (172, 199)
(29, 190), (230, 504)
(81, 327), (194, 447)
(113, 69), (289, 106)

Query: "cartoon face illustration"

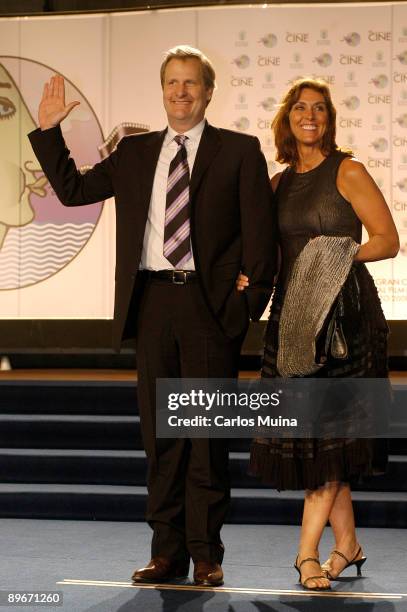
(259, 33), (277, 48)
(0, 56), (105, 291)
(232, 55), (250, 69)
(342, 96), (360, 110)
(233, 117), (250, 131)
(314, 53), (332, 67)
(396, 113), (407, 128)
(370, 74), (388, 89)
(259, 97), (276, 112)
(0, 63), (43, 249)
(396, 50), (407, 65)
(342, 32), (361, 46)
(371, 137), (388, 152)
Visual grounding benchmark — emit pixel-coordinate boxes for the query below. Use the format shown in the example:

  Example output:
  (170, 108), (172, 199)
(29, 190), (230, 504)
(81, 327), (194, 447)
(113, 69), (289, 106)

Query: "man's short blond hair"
(160, 45), (216, 91)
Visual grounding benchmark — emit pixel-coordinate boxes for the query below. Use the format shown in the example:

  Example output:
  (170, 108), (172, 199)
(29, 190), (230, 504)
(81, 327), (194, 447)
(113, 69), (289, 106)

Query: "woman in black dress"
(237, 79), (399, 590)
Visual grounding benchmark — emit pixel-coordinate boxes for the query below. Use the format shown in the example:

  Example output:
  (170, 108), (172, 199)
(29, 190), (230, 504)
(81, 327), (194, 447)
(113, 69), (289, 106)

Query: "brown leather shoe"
(131, 556), (189, 584)
(193, 561), (224, 587)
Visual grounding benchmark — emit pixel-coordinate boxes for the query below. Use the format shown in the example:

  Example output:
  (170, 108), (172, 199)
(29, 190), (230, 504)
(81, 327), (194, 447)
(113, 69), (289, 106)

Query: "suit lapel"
(190, 123), (221, 200)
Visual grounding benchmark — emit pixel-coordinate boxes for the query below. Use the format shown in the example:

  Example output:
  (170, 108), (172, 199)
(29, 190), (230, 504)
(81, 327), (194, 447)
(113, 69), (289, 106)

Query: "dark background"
(1, 0), (406, 16)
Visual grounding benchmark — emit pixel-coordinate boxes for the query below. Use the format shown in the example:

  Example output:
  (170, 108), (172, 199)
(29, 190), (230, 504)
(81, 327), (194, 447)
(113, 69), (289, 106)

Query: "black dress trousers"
(135, 275), (246, 564)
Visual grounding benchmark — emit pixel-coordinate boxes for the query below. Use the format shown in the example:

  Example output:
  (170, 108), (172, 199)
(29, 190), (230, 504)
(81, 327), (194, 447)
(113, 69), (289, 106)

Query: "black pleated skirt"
(249, 265), (389, 491)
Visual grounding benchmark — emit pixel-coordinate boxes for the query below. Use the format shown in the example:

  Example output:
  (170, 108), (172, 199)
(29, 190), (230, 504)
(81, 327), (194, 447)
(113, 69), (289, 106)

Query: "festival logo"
(368, 31), (391, 42)
(258, 97), (276, 112)
(232, 55), (251, 69)
(344, 71), (358, 87)
(395, 113), (407, 128)
(345, 134), (357, 149)
(263, 135), (274, 149)
(372, 113), (386, 131)
(287, 75), (305, 86)
(341, 96), (360, 111)
(339, 54), (363, 65)
(393, 135), (407, 146)
(342, 32), (361, 47)
(397, 153), (407, 171)
(258, 33), (278, 48)
(393, 200), (407, 211)
(262, 72), (275, 89)
(317, 30), (330, 45)
(235, 31), (248, 47)
(399, 89), (407, 104)
(373, 50), (386, 67)
(370, 137), (389, 152)
(370, 74), (389, 89)
(314, 53), (332, 68)
(399, 27), (407, 43)
(233, 117), (250, 131)
(290, 53), (303, 69)
(396, 50), (407, 65)
(396, 177), (407, 192)
(235, 93), (248, 110)
(286, 32), (309, 43)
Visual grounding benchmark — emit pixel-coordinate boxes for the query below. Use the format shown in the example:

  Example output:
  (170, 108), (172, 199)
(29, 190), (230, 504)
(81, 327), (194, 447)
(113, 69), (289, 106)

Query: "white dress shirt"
(140, 119), (206, 271)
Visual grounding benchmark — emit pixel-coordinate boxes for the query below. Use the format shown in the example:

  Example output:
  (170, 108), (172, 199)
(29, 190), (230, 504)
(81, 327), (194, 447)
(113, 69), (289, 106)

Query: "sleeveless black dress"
(249, 151), (389, 491)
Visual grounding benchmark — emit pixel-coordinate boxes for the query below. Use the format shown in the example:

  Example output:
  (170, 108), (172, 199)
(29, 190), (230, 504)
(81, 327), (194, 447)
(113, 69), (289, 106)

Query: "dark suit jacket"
(29, 122), (276, 350)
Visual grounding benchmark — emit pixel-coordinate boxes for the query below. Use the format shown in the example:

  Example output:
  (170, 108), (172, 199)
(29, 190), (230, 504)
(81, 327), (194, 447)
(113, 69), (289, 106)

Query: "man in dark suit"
(29, 45), (276, 587)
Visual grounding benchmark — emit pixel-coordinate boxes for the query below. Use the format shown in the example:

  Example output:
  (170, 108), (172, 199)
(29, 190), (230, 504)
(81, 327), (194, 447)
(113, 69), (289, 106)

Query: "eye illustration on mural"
(0, 95), (16, 119)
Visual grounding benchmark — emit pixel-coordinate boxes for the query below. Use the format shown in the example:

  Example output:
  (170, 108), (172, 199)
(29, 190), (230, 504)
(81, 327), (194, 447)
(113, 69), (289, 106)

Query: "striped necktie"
(163, 134), (192, 268)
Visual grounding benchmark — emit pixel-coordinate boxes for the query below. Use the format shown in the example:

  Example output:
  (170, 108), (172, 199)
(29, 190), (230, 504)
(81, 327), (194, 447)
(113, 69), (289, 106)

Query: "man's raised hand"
(38, 75), (80, 130)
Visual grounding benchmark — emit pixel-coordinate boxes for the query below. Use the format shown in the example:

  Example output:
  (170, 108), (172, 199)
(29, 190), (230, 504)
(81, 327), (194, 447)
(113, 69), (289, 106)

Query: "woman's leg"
(297, 482), (340, 588)
(322, 483), (364, 578)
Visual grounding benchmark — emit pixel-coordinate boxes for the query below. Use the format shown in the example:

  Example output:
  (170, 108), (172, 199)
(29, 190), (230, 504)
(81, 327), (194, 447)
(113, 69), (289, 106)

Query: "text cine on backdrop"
(0, 2), (406, 321)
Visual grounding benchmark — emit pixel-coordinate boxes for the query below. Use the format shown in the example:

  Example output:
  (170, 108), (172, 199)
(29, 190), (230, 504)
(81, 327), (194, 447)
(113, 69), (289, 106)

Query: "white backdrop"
(0, 2), (406, 320)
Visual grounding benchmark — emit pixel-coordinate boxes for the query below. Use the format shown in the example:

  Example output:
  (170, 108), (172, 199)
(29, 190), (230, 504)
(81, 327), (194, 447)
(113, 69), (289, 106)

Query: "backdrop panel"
(0, 3), (405, 322)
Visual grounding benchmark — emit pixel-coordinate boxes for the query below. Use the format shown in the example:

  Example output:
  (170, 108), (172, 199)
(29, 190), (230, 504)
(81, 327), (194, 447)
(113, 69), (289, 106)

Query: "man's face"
(163, 57), (213, 132)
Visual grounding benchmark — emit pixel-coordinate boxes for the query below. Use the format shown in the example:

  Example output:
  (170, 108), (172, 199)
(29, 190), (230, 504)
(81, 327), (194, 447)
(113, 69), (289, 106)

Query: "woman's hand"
(236, 273), (249, 291)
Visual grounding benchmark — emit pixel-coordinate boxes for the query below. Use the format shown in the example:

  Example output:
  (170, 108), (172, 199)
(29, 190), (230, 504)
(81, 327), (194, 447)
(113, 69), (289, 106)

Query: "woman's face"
(288, 88), (329, 148)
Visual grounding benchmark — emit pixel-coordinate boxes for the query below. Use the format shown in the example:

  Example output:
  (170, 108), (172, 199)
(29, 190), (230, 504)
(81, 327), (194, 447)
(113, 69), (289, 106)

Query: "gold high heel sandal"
(321, 546), (367, 579)
(294, 556), (331, 591)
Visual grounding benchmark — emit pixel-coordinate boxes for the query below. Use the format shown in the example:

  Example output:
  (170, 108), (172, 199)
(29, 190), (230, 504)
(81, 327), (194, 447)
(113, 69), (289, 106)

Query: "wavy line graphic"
(0, 222), (97, 290)
(4, 246), (83, 253)
(5, 235), (92, 243)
